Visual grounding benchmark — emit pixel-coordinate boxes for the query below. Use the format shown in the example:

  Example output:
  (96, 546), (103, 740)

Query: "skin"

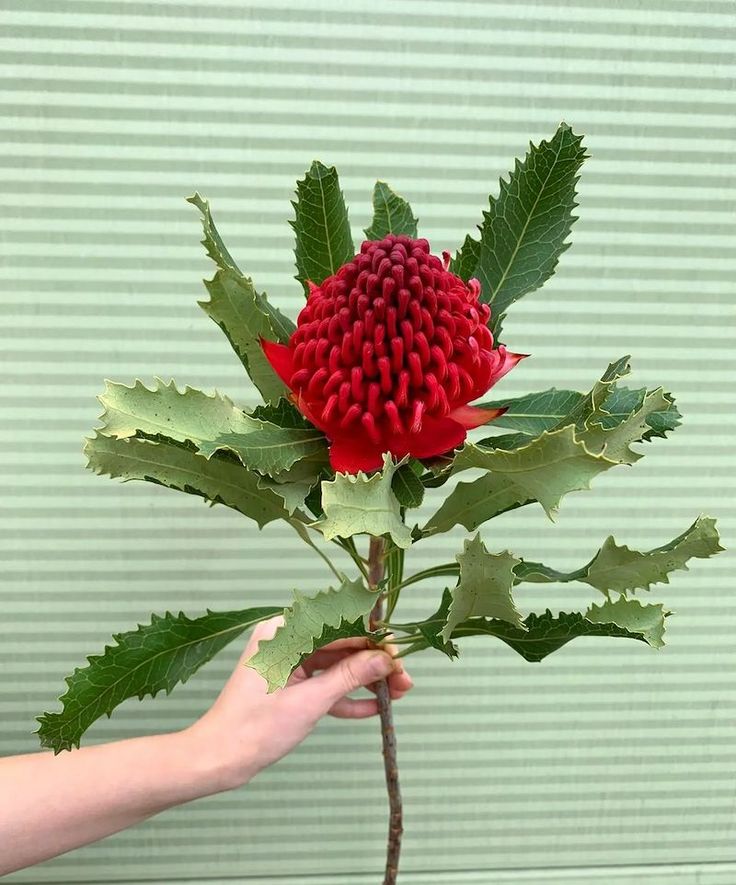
(0, 616), (413, 876)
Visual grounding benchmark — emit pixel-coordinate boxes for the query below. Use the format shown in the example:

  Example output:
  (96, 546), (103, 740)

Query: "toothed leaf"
(250, 398), (311, 429)
(451, 123), (587, 334)
(442, 535), (524, 640)
(517, 516), (724, 595)
(199, 268), (294, 402)
(187, 192), (241, 274)
(585, 598), (668, 649)
(291, 161), (354, 293)
(37, 606), (280, 753)
(364, 181), (418, 240)
(423, 427), (611, 534)
(317, 454), (413, 549)
(391, 462), (425, 509)
(581, 516), (722, 594)
(451, 609), (658, 662)
(247, 576), (382, 691)
(475, 388), (585, 436)
(96, 379), (327, 479)
(84, 432), (288, 528)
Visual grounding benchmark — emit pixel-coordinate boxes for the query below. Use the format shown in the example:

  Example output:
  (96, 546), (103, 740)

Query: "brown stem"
(368, 536), (403, 885)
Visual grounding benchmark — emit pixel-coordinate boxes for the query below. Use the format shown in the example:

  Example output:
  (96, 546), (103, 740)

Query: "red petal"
(259, 338), (295, 387)
(495, 349), (528, 382)
(448, 404), (507, 430)
(389, 415), (468, 461)
(471, 348), (529, 400)
(328, 435), (387, 474)
(293, 392), (331, 434)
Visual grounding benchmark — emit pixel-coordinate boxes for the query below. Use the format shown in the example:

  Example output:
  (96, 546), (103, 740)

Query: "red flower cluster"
(262, 235), (525, 473)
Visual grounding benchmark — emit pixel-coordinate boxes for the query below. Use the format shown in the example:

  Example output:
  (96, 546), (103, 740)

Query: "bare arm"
(0, 618), (412, 875)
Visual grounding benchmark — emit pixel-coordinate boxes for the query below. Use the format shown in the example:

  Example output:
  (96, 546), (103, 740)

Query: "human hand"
(185, 616), (413, 792)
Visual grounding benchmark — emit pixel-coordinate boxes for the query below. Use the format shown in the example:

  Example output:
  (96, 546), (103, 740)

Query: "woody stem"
(368, 535), (403, 885)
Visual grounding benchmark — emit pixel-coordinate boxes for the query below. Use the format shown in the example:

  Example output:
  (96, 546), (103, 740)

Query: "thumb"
(298, 649), (395, 713)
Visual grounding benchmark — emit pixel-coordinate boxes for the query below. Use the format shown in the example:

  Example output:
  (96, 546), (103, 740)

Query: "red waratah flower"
(261, 235), (526, 474)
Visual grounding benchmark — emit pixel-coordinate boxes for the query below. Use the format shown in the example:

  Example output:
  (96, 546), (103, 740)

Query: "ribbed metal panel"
(1, 1), (734, 882)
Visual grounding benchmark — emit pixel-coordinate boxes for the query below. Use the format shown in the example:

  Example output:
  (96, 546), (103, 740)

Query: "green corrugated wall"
(1, 1), (734, 882)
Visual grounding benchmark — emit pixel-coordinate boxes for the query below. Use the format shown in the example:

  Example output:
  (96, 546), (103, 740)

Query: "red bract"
(261, 235), (526, 474)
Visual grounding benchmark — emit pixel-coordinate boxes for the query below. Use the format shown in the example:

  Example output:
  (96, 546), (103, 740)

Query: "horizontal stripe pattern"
(2, 0), (734, 882)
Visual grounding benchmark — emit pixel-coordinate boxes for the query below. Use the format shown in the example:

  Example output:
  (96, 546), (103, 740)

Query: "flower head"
(262, 234), (525, 473)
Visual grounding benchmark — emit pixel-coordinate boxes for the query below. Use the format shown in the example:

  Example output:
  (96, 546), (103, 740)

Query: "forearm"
(0, 728), (244, 876)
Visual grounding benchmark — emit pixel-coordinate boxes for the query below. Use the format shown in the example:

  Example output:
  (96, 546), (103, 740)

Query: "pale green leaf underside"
(517, 515), (723, 594)
(256, 474), (316, 515)
(190, 193), (294, 344)
(452, 425), (616, 517)
(399, 605), (666, 663)
(425, 359), (679, 535)
(476, 357), (680, 443)
(364, 181), (419, 240)
(37, 606), (280, 752)
(442, 534), (523, 640)
(187, 192), (241, 274)
(84, 432), (289, 528)
(96, 378), (327, 479)
(199, 269), (292, 403)
(317, 454), (413, 549)
(291, 160), (354, 292)
(585, 597), (668, 649)
(247, 576), (382, 691)
(454, 606), (664, 661)
(451, 122), (587, 334)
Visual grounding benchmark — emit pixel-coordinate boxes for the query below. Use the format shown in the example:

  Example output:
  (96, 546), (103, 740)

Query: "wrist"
(176, 718), (260, 795)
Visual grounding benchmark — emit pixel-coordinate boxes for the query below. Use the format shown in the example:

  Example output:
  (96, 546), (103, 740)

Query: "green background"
(1, 1), (734, 882)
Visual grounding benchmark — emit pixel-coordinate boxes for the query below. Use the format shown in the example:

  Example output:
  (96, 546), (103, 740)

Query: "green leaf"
(580, 386), (673, 465)
(516, 516), (723, 596)
(452, 426), (616, 518)
(96, 378), (327, 479)
(291, 161), (354, 292)
(256, 475), (315, 516)
(581, 515), (723, 594)
(585, 597), (668, 649)
(554, 355), (633, 433)
(442, 535), (523, 640)
(451, 609), (657, 662)
(451, 123), (587, 334)
(37, 606), (280, 753)
(475, 360), (681, 445)
(475, 388), (585, 436)
(199, 426), (327, 479)
(364, 181), (419, 240)
(394, 588), (459, 659)
(391, 462), (425, 509)
(317, 454), (413, 549)
(597, 386), (681, 441)
(250, 398), (311, 429)
(247, 576), (382, 691)
(84, 432), (289, 529)
(199, 268), (294, 402)
(187, 192), (241, 274)
(97, 378), (253, 446)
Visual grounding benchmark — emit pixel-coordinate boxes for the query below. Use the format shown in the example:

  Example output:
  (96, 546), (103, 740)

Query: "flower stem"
(332, 537), (370, 581)
(368, 536), (403, 885)
(392, 562), (460, 593)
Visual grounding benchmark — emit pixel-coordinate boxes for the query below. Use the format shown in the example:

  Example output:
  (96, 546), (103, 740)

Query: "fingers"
(295, 646), (413, 698)
(292, 649), (396, 718)
(328, 697), (380, 719)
